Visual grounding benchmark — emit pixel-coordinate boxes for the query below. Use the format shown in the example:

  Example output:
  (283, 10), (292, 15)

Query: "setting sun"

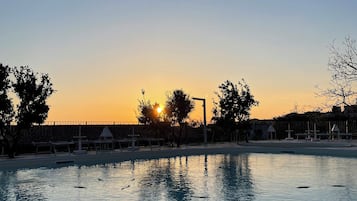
(156, 107), (163, 114)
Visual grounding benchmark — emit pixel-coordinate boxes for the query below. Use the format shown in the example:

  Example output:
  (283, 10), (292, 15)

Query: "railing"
(42, 121), (140, 126)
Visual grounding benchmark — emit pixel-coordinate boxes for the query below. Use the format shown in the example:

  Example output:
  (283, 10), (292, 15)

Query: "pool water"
(1, 153), (356, 201)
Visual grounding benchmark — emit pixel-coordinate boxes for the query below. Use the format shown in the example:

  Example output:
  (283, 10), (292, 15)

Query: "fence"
(42, 121), (139, 126)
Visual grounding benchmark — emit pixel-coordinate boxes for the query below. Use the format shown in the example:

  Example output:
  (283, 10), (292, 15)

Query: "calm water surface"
(0, 153), (356, 201)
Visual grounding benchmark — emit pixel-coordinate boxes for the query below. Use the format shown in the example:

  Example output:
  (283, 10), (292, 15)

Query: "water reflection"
(217, 154), (254, 201)
(249, 154), (357, 201)
(138, 157), (194, 201)
(1, 154), (357, 201)
(136, 154), (255, 201)
(0, 170), (47, 201)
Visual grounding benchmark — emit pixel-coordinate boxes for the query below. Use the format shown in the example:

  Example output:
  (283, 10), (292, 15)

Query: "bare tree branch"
(329, 36), (357, 80)
(318, 36), (357, 109)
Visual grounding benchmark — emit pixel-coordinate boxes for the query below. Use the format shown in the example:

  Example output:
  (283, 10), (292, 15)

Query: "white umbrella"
(100, 126), (113, 139)
(267, 125), (276, 140)
(268, 125), (276, 133)
(331, 124), (339, 132)
(331, 124), (340, 140)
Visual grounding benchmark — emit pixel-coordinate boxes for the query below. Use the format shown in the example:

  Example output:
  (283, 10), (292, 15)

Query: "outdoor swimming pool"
(0, 153), (356, 201)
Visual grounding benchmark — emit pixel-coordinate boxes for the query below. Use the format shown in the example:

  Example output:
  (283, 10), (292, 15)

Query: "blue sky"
(1, 0), (357, 122)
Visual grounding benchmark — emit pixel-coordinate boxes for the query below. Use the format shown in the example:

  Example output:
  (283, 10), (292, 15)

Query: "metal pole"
(193, 97), (207, 145)
(203, 99), (207, 145)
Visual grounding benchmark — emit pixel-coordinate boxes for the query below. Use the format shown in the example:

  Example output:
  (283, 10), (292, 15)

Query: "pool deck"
(1, 140), (357, 171)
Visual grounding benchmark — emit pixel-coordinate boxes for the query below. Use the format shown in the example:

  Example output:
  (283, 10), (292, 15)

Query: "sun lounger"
(116, 138), (132, 151)
(142, 138), (164, 150)
(93, 139), (114, 151)
(317, 133), (329, 140)
(33, 141), (74, 154)
(294, 133), (308, 140)
(51, 141), (74, 154)
(339, 133), (352, 140)
(32, 141), (52, 154)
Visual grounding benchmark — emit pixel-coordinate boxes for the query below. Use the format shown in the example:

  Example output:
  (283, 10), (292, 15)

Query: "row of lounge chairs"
(294, 132), (352, 140)
(32, 138), (165, 154)
(32, 127), (165, 154)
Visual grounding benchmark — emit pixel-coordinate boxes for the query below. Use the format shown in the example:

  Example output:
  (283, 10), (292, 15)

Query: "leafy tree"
(0, 65), (54, 158)
(212, 80), (258, 142)
(137, 100), (161, 125)
(0, 64), (14, 149)
(137, 90), (161, 125)
(13, 66), (54, 128)
(137, 90), (169, 138)
(165, 89), (194, 147)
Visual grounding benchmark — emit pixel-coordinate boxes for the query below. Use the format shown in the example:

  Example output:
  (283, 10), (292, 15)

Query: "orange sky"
(2, 1), (355, 124)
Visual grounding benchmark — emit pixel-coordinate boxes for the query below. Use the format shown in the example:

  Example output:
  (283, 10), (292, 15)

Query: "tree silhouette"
(0, 64), (14, 151)
(316, 75), (357, 108)
(212, 80), (258, 142)
(13, 66), (54, 128)
(329, 36), (357, 81)
(0, 65), (54, 158)
(165, 89), (194, 147)
(316, 36), (357, 108)
(137, 89), (171, 138)
(137, 100), (161, 125)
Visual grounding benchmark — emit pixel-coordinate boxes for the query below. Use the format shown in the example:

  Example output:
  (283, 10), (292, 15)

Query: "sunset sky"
(2, 0), (357, 124)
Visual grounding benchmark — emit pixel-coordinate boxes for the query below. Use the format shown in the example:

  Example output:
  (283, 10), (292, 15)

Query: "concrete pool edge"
(1, 141), (357, 171)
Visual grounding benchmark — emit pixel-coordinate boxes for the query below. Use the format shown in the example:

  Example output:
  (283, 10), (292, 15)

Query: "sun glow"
(156, 107), (163, 114)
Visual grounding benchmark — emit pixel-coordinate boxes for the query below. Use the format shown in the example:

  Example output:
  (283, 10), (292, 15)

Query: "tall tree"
(13, 66), (54, 129)
(212, 80), (258, 142)
(137, 100), (162, 125)
(137, 90), (169, 138)
(1, 65), (54, 158)
(137, 89), (161, 125)
(165, 89), (194, 147)
(0, 64), (14, 147)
